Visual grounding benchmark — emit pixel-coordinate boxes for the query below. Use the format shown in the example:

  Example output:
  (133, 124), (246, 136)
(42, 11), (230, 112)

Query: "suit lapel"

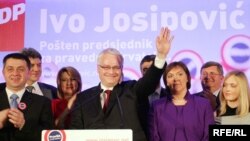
(105, 85), (123, 114)
(160, 88), (167, 98)
(38, 82), (53, 99)
(0, 90), (11, 110)
(19, 91), (33, 114)
(85, 86), (103, 112)
(0, 90), (15, 128)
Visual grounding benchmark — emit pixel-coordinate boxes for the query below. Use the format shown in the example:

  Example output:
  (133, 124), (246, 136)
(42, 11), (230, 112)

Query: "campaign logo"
(0, 1), (25, 51)
(171, 50), (204, 79)
(221, 35), (250, 71)
(43, 130), (66, 141)
(39, 62), (58, 86)
(123, 67), (141, 81)
(18, 102), (27, 110)
(41, 62), (58, 79)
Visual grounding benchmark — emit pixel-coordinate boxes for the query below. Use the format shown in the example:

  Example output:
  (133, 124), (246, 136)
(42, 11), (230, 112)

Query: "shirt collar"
(155, 86), (161, 95)
(6, 87), (26, 102)
(213, 89), (221, 97)
(26, 81), (38, 90)
(100, 83), (113, 91)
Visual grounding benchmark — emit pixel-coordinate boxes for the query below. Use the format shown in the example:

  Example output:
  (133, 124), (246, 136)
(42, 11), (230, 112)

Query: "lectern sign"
(42, 129), (133, 141)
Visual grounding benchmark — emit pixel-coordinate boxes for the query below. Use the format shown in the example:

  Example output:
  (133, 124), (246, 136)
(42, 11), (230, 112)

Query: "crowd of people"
(0, 27), (249, 141)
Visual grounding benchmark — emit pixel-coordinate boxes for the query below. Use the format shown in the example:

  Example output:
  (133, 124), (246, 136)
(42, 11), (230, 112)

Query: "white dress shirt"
(25, 81), (43, 96)
(6, 87), (25, 105)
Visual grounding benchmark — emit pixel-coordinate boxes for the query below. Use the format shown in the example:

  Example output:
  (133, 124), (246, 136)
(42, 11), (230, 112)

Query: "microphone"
(69, 89), (125, 129)
(115, 92), (125, 128)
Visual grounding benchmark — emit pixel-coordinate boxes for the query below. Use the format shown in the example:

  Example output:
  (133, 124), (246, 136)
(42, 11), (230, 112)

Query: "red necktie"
(103, 90), (112, 112)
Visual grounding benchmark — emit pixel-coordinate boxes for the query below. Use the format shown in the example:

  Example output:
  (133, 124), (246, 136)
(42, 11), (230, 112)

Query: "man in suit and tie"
(140, 54), (167, 104)
(0, 53), (53, 141)
(194, 61), (224, 111)
(69, 27), (174, 141)
(20, 47), (58, 99)
(138, 54), (168, 140)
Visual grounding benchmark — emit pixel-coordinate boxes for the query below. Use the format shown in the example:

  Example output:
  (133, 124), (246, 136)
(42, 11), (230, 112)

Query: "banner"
(0, 0), (250, 92)
(0, 0), (25, 51)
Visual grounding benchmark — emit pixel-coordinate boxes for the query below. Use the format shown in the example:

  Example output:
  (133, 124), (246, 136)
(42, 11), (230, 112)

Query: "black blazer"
(159, 87), (168, 98)
(0, 89), (54, 141)
(137, 87), (168, 140)
(69, 64), (165, 141)
(38, 82), (58, 99)
(193, 91), (220, 111)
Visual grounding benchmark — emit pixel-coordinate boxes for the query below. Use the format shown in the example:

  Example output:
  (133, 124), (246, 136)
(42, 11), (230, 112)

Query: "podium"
(215, 113), (250, 125)
(42, 129), (133, 141)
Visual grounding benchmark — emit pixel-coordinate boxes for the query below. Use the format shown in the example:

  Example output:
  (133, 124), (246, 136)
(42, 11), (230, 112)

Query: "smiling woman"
(148, 61), (215, 141)
(51, 66), (82, 129)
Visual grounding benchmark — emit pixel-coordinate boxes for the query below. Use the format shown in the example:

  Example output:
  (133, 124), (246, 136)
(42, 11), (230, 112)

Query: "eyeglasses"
(201, 72), (221, 77)
(98, 65), (121, 71)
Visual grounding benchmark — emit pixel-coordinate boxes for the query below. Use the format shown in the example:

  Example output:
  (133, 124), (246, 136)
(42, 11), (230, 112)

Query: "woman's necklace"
(172, 98), (187, 105)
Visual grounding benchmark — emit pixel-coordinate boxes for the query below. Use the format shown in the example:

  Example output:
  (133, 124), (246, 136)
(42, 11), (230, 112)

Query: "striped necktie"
(10, 94), (19, 108)
(26, 86), (35, 93)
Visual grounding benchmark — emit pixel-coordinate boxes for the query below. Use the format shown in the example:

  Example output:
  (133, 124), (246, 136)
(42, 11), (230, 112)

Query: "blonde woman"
(216, 70), (250, 124)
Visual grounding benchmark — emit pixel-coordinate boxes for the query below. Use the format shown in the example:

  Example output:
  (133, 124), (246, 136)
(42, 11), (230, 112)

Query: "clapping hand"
(8, 108), (25, 129)
(0, 109), (9, 129)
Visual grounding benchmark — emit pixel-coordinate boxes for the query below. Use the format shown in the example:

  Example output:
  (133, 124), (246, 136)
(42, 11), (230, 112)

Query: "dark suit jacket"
(0, 83), (6, 90)
(193, 91), (220, 111)
(0, 89), (54, 141)
(137, 87), (168, 140)
(38, 82), (58, 99)
(159, 87), (168, 98)
(69, 64), (165, 141)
